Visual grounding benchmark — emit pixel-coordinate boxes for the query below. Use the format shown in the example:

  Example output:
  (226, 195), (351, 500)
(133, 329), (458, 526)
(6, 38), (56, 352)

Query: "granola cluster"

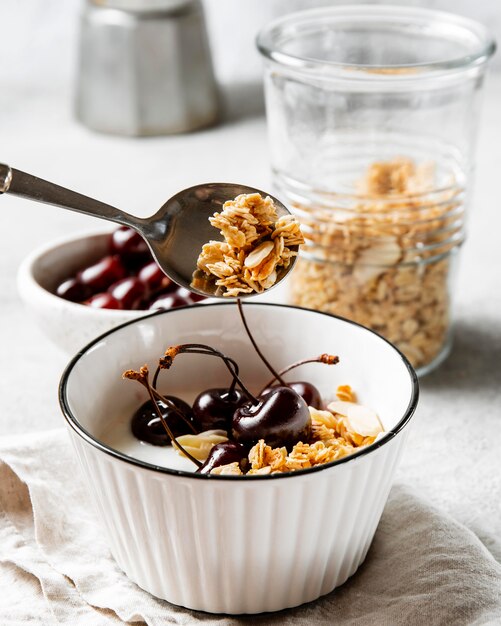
(176, 385), (384, 476)
(289, 158), (462, 369)
(195, 193), (304, 297)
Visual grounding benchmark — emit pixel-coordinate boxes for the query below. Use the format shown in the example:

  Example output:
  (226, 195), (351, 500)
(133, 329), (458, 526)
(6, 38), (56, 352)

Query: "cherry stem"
(152, 344), (240, 397)
(123, 367), (202, 468)
(152, 365), (162, 389)
(259, 354), (340, 394)
(144, 386), (201, 468)
(172, 345), (258, 405)
(151, 388), (198, 435)
(236, 298), (287, 387)
(227, 374), (238, 396)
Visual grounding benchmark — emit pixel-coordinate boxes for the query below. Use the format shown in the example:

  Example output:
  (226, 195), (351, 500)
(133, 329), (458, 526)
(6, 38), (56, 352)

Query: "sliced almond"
(260, 269), (277, 290)
(327, 400), (383, 437)
(175, 429), (228, 460)
(353, 238), (402, 285)
(244, 240), (274, 268)
(308, 406), (337, 424)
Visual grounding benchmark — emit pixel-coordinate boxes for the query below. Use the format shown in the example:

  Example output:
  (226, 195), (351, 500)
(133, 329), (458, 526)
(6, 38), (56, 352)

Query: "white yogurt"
(98, 392), (199, 472)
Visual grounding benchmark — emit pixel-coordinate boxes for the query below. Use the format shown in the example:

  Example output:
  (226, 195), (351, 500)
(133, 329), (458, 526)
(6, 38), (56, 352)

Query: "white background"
(1, 0), (500, 96)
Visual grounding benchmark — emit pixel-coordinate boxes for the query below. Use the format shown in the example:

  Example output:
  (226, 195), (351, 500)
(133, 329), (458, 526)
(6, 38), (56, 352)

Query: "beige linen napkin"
(1, 429), (500, 626)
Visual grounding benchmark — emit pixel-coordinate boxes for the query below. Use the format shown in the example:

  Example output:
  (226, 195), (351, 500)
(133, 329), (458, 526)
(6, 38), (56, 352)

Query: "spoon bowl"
(0, 164), (296, 298)
(142, 182), (295, 298)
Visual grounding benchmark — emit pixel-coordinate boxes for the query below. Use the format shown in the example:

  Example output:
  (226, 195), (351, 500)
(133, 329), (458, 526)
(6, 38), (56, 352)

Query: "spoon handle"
(0, 163), (143, 229)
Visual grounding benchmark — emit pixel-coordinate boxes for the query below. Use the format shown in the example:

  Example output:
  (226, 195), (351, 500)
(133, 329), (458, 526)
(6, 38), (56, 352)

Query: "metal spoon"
(0, 164), (297, 298)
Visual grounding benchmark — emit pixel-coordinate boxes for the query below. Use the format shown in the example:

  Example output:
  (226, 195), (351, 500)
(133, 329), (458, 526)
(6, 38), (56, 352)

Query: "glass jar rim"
(256, 5), (496, 79)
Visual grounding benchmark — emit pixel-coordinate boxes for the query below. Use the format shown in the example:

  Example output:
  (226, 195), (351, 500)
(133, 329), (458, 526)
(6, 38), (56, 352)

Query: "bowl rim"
(59, 302), (419, 481)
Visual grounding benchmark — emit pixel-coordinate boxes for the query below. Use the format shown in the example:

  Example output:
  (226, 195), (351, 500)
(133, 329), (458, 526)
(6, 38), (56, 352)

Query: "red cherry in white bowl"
(17, 230), (212, 355)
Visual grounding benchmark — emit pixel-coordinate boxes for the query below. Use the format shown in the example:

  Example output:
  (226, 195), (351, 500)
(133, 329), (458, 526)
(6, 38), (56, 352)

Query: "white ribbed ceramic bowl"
(59, 303), (418, 614)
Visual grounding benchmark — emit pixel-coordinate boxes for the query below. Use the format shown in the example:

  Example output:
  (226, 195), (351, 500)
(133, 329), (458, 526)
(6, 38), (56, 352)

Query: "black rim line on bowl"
(59, 302), (419, 481)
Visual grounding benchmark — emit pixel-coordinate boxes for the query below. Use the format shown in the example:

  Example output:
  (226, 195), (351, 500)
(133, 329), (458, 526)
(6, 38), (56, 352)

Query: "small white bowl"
(59, 303), (418, 614)
(16, 231), (142, 354)
(17, 230), (212, 354)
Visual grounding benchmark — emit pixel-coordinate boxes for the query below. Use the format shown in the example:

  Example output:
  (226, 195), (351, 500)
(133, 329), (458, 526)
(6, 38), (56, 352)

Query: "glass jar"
(257, 5), (495, 375)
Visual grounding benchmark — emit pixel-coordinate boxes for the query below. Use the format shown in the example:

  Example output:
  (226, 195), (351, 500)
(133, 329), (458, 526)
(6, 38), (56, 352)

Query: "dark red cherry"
(192, 388), (246, 432)
(188, 292), (207, 303)
(197, 441), (248, 474)
(232, 386), (311, 450)
(108, 277), (146, 310)
(131, 396), (195, 446)
(148, 293), (190, 310)
(138, 261), (174, 293)
(110, 226), (151, 267)
(56, 277), (92, 302)
(261, 381), (322, 409)
(78, 255), (127, 292)
(85, 292), (122, 309)
(291, 382), (322, 409)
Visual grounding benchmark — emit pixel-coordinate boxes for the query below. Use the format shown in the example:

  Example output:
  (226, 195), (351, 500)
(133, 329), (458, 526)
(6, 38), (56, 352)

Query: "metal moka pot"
(75, 0), (219, 135)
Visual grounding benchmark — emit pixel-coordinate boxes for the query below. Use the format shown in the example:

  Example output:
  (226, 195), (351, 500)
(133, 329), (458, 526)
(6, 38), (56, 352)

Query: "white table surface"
(1, 76), (500, 567)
